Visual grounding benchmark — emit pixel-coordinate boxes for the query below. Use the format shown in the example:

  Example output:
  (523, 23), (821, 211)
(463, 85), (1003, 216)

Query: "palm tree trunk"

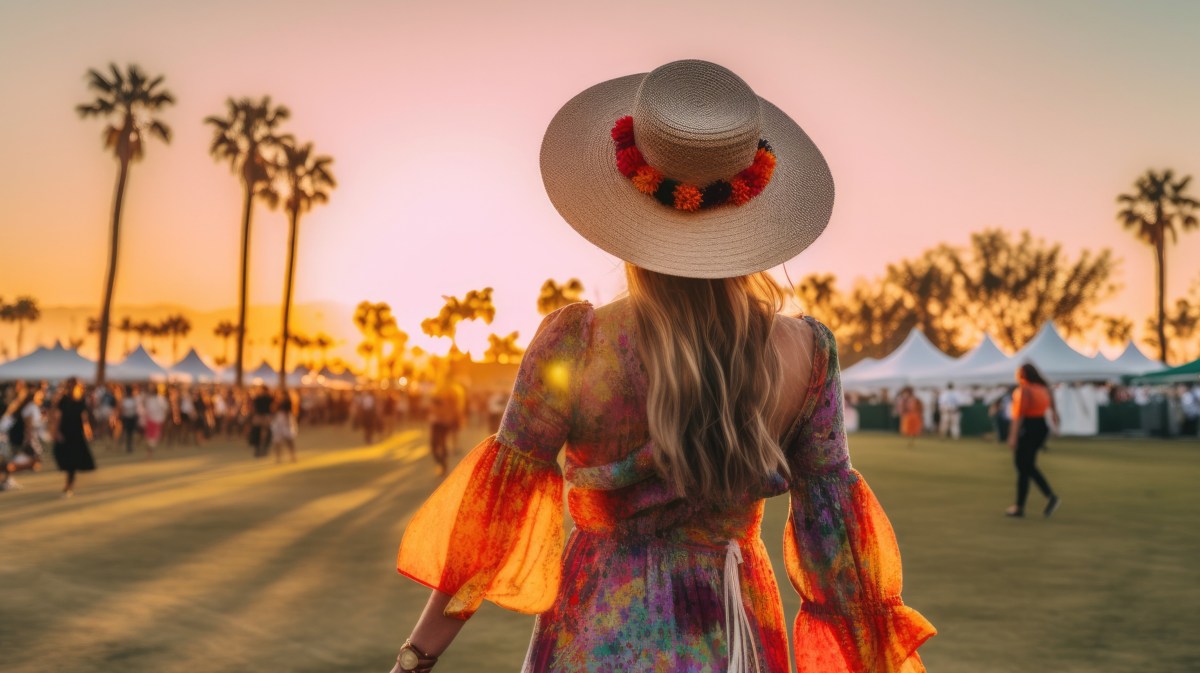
(235, 183), (254, 388)
(16, 319), (24, 357)
(94, 160), (130, 383)
(279, 208), (300, 390)
(1155, 239), (1168, 363)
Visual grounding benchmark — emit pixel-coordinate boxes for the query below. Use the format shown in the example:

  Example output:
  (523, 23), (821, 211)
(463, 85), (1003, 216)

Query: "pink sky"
(2, 0), (1198, 356)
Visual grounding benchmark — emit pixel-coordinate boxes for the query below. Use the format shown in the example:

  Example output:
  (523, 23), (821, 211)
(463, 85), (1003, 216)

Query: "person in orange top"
(1006, 363), (1061, 518)
(896, 387), (924, 447)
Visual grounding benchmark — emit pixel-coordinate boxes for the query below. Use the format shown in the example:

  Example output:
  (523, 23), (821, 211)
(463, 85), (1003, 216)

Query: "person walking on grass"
(51, 378), (95, 498)
(896, 386), (924, 447)
(269, 390), (298, 463)
(1006, 363), (1061, 518)
(387, 60), (933, 673)
(142, 384), (169, 459)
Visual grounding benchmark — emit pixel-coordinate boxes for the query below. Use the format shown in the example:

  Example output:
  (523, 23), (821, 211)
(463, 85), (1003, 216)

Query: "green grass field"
(1, 426), (1196, 673)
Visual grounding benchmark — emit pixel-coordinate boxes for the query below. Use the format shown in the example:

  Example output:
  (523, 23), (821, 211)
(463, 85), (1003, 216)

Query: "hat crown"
(631, 60), (763, 186)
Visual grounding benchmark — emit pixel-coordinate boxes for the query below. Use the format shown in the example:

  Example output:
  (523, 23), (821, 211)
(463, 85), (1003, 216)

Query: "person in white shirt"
(1181, 384), (1199, 437)
(142, 385), (170, 457)
(938, 383), (964, 440)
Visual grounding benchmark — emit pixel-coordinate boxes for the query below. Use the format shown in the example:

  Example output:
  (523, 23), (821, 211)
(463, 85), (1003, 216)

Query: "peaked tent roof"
(956, 322), (1122, 385)
(1108, 342), (1166, 376)
(839, 356), (879, 379)
(0, 342), (96, 381)
(169, 349), (217, 382)
(109, 345), (169, 381)
(911, 333), (1012, 387)
(247, 361), (278, 382)
(841, 329), (955, 390)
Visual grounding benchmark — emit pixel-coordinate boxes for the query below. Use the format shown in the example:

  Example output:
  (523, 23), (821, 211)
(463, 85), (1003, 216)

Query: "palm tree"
(354, 301), (396, 380)
(213, 320), (237, 363)
(117, 316), (135, 356)
(484, 331), (524, 364)
(1102, 316), (1134, 347)
(421, 288), (496, 353)
(277, 140), (336, 388)
(77, 64), (175, 384)
(8, 297), (40, 357)
(204, 96), (291, 386)
(537, 279), (585, 316)
(314, 333), (333, 368)
(1117, 169), (1200, 363)
(160, 314), (192, 362)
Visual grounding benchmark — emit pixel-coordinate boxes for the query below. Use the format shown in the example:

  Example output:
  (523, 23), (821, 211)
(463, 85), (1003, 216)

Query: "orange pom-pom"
(729, 178), (752, 205)
(673, 183), (703, 212)
(632, 166), (663, 194)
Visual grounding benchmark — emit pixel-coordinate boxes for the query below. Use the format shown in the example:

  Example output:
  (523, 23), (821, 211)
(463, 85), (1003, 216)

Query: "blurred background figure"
(896, 386), (924, 447)
(51, 377), (95, 497)
(938, 383), (964, 440)
(270, 390), (298, 463)
(1007, 364), (1061, 518)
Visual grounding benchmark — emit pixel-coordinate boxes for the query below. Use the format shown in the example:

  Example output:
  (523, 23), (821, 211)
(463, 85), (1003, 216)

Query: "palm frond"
(148, 120), (172, 143)
(86, 68), (114, 94)
(108, 63), (125, 89)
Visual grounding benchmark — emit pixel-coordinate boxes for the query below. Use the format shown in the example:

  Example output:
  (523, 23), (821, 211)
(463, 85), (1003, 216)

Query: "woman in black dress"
(52, 377), (95, 497)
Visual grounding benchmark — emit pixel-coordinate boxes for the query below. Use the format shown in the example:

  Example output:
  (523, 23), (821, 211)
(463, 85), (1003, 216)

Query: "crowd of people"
(0, 375), (514, 495)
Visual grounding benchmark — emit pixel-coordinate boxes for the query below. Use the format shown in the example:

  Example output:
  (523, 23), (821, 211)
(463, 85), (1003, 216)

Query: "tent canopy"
(955, 323), (1121, 385)
(0, 342), (96, 381)
(910, 333), (1011, 387)
(109, 345), (169, 382)
(169, 348), (217, 382)
(842, 329), (955, 390)
(1107, 342), (1167, 376)
(1130, 357), (1200, 384)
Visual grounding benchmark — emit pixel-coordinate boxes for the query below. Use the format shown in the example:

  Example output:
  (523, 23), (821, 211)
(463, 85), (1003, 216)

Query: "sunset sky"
(2, 0), (1199, 358)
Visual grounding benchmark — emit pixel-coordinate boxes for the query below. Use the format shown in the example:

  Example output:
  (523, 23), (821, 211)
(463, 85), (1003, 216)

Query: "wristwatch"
(397, 639), (439, 673)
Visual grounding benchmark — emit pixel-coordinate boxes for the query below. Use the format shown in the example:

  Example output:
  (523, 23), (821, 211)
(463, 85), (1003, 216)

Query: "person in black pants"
(1006, 364), (1060, 518)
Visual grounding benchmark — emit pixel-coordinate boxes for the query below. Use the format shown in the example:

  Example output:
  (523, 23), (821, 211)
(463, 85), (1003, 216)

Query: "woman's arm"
(388, 590), (465, 672)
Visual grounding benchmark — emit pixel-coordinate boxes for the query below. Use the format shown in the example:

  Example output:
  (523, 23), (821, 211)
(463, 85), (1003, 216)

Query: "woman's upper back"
(495, 299), (848, 536)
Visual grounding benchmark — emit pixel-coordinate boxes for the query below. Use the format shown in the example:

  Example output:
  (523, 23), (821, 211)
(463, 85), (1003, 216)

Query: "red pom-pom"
(611, 116), (635, 150)
(616, 146), (646, 177)
(729, 178), (752, 205)
(673, 183), (703, 211)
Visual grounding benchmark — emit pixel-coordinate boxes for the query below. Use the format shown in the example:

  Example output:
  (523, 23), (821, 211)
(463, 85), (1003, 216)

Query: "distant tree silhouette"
(4, 297), (41, 357)
(277, 139), (335, 388)
(537, 279), (584, 316)
(1102, 316), (1134, 347)
(421, 288), (496, 354)
(1117, 169), (1200, 363)
(314, 333), (334, 368)
(77, 63), (174, 384)
(1143, 277), (1200, 363)
(483, 332), (524, 364)
(117, 316), (135, 356)
(205, 96), (291, 386)
(213, 320), (237, 363)
(354, 301), (396, 380)
(160, 314), (192, 362)
(794, 273), (845, 331)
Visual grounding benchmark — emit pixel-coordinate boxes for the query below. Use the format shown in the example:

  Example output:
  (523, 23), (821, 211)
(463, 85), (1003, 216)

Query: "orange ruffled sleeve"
(396, 303), (592, 620)
(785, 320), (936, 672)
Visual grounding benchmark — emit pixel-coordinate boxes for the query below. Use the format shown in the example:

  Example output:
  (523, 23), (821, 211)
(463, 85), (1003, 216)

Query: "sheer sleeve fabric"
(784, 319), (936, 672)
(396, 302), (592, 619)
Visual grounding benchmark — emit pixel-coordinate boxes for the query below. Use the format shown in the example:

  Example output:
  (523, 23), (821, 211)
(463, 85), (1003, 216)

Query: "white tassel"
(724, 539), (761, 673)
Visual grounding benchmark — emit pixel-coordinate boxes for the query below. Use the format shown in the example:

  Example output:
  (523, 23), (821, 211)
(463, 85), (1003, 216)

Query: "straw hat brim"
(541, 73), (835, 279)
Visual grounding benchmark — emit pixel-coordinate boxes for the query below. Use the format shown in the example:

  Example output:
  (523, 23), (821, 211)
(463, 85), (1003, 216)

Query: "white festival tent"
(0, 342), (96, 381)
(248, 361), (278, 383)
(839, 356), (879, 380)
(953, 323), (1124, 386)
(169, 348), (217, 382)
(842, 329), (955, 391)
(109, 346), (170, 382)
(1107, 342), (1166, 376)
(910, 333), (1012, 388)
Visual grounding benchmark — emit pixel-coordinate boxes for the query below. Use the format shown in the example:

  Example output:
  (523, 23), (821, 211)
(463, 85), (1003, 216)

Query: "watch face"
(398, 648), (420, 670)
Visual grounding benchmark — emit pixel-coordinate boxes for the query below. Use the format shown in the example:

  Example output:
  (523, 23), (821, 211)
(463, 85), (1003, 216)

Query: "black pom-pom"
(757, 139), (774, 153)
(654, 179), (679, 206)
(701, 180), (732, 208)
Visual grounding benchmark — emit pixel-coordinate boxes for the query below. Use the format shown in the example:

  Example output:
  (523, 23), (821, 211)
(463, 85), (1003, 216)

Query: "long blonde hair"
(626, 263), (789, 502)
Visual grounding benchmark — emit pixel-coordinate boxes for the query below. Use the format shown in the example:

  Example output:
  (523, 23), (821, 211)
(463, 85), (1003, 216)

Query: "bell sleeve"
(785, 320), (936, 672)
(396, 302), (591, 620)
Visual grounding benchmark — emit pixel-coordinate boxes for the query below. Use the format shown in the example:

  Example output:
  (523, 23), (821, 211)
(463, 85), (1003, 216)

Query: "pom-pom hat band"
(540, 59), (835, 279)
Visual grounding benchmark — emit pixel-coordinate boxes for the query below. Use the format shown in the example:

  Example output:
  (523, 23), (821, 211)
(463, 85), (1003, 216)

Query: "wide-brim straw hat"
(541, 59), (835, 279)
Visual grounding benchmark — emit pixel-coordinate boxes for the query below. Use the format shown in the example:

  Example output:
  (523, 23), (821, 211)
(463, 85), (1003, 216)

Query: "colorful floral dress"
(397, 302), (935, 672)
